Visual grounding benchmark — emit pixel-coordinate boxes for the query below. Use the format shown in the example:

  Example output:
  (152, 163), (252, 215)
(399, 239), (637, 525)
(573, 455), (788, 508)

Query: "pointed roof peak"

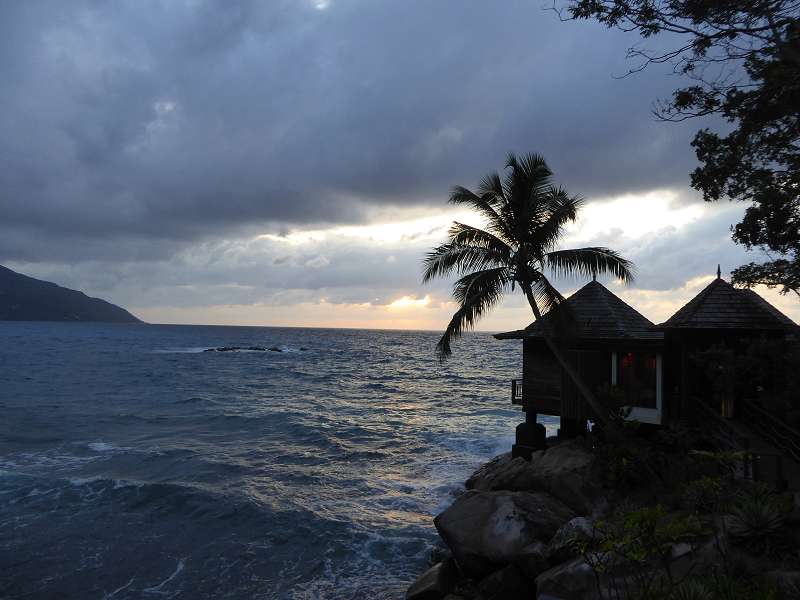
(659, 276), (797, 330)
(495, 279), (662, 341)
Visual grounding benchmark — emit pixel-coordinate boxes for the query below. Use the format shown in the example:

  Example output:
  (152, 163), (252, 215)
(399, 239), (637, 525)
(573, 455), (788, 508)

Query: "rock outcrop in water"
(0, 264), (141, 323)
(203, 346), (308, 353)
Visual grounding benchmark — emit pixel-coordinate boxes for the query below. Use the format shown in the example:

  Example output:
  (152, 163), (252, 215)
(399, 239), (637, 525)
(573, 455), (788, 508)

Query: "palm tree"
(423, 153), (634, 424)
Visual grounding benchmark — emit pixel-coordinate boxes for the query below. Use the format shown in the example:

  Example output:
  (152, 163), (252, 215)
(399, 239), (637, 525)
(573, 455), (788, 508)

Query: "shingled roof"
(494, 280), (663, 341)
(658, 277), (798, 330)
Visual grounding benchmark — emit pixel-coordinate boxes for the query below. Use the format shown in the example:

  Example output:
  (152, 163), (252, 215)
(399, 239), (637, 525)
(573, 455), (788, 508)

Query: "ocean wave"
(1, 323), (520, 599)
(87, 441), (130, 453)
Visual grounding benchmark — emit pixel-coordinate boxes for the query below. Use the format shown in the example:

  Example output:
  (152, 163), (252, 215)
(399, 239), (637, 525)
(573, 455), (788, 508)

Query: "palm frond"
(452, 266), (511, 305)
(531, 275), (576, 334)
(476, 173), (505, 203)
(504, 152), (554, 240)
(528, 188), (584, 253)
(422, 243), (507, 283)
(477, 171), (517, 243)
(531, 274), (566, 315)
(447, 223), (512, 256)
(436, 268), (510, 361)
(544, 247), (635, 283)
(448, 186), (510, 241)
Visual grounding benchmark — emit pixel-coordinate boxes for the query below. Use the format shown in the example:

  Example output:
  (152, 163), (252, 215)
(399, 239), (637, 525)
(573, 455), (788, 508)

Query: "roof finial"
(717, 264), (722, 279)
(592, 271), (597, 282)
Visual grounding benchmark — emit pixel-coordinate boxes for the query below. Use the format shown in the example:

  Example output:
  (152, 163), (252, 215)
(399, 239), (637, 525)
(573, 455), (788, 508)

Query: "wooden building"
(495, 273), (798, 459)
(657, 272), (798, 422)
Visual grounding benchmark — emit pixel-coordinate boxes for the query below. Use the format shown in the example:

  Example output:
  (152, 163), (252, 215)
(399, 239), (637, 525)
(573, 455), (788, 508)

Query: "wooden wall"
(561, 349), (612, 421)
(522, 339), (561, 415)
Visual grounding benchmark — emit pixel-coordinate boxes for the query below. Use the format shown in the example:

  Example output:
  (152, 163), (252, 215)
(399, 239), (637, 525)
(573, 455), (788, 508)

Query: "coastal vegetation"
(561, 0), (800, 298)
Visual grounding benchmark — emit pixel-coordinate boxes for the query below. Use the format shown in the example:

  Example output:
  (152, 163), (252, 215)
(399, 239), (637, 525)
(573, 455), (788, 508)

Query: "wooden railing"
(511, 379), (523, 405)
(740, 399), (800, 465)
(695, 399), (754, 480)
(696, 397), (792, 489)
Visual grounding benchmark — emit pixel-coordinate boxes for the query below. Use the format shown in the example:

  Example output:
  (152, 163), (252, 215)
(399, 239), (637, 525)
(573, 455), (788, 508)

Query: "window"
(611, 352), (662, 423)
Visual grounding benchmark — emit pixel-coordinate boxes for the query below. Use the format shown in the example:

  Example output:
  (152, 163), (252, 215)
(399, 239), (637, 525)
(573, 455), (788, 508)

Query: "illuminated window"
(614, 352), (658, 409)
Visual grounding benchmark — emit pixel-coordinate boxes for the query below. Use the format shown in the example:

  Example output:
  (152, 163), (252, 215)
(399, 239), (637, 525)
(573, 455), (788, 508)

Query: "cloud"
(12, 193), (795, 329)
(1, 0), (713, 265)
(5, 1), (783, 330)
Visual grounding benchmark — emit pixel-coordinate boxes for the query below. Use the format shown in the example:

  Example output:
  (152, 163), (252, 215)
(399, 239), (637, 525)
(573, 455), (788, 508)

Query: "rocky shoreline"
(406, 437), (800, 600)
(406, 439), (603, 600)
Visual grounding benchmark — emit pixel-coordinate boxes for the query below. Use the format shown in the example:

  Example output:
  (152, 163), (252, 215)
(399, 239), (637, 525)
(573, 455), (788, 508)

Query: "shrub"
(725, 484), (791, 558)
(681, 477), (729, 514)
(669, 574), (780, 600)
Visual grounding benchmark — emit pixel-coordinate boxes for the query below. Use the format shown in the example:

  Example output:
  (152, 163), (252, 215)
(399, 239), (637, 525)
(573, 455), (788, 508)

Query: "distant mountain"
(0, 265), (142, 323)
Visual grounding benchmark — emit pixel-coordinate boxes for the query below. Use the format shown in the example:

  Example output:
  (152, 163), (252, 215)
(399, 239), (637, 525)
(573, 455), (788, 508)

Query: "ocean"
(0, 322), (553, 599)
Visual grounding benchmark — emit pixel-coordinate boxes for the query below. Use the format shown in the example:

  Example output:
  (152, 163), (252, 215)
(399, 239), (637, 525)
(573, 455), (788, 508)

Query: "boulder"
(466, 441), (606, 516)
(406, 559), (458, 600)
(466, 453), (538, 493)
(548, 517), (594, 563)
(434, 490), (575, 577)
(528, 440), (606, 516)
(513, 541), (549, 579)
(535, 558), (597, 600)
(475, 564), (532, 600)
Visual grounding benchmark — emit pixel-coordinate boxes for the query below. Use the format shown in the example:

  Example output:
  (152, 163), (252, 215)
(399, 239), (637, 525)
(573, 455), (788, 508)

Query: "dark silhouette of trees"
(560, 0), (800, 296)
(423, 153), (634, 423)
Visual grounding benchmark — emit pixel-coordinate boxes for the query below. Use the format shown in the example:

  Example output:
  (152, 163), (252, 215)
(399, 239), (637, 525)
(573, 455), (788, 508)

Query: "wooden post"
(680, 342), (688, 422)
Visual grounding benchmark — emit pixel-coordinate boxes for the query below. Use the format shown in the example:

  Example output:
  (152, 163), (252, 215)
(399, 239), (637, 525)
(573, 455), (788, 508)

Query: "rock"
(548, 517), (594, 563)
(528, 440), (606, 516)
(466, 441), (606, 516)
(268, 346), (282, 352)
(670, 542), (692, 560)
(204, 346), (271, 352)
(535, 558), (597, 600)
(513, 541), (549, 579)
(466, 453), (538, 492)
(406, 559), (458, 600)
(475, 564), (532, 600)
(434, 490), (575, 577)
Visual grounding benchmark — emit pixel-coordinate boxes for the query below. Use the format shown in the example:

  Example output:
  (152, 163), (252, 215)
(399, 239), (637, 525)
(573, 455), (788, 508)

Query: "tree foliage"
(423, 152), (634, 361)
(561, 0), (800, 295)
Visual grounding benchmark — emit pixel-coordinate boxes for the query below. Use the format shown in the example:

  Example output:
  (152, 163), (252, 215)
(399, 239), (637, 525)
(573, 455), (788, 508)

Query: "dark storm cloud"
(0, 0), (707, 263)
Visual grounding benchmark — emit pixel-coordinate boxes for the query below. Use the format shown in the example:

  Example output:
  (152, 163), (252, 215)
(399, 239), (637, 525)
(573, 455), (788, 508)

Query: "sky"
(2, 0), (796, 332)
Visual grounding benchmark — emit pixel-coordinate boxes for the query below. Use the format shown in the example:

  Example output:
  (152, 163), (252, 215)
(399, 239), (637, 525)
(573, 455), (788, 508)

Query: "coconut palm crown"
(424, 152), (635, 362)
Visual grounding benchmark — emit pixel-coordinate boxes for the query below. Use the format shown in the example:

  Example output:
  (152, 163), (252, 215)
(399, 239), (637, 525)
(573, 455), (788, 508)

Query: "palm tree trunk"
(522, 284), (610, 426)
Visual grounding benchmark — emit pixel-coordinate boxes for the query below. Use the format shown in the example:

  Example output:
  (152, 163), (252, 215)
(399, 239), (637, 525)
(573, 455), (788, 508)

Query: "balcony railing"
(696, 397), (790, 488)
(740, 399), (800, 465)
(511, 379), (523, 405)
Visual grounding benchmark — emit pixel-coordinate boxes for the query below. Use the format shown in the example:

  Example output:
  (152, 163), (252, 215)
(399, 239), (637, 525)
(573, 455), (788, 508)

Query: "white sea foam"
(86, 441), (135, 453)
(103, 576), (136, 599)
(1, 450), (99, 473)
(143, 558), (185, 595)
(69, 476), (105, 486)
(88, 441), (118, 452)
